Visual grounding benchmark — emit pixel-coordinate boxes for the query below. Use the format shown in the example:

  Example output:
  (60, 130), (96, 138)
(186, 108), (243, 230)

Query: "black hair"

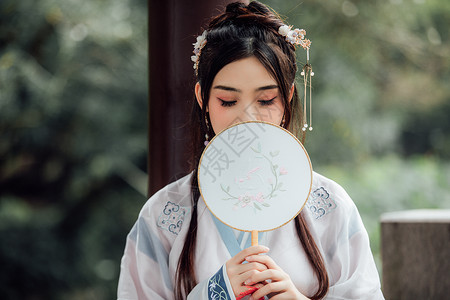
(175, 2), (329, 299)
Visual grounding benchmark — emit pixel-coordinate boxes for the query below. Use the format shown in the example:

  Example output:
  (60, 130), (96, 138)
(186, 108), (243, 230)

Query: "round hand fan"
(198, 121), (312, 245)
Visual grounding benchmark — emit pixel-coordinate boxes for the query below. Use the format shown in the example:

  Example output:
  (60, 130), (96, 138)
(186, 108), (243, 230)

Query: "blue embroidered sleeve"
(187, 264), (234, 300)
(208, 266), (231, 300)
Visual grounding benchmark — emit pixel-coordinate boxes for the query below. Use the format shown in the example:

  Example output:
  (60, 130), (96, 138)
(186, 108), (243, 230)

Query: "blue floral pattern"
(208, 267), (230, 300)
(157, 201), (186, 235)
(306, 187), (337, 219)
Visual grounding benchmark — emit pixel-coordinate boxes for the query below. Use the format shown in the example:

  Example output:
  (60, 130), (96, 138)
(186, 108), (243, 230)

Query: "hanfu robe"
(118, 172), (384, 300)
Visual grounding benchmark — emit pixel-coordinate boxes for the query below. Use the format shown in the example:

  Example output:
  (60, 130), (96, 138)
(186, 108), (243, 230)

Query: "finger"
(232, 261), (268, 286)
(245, 253), (281, 271)
(249, 281), (287, 299)
(227, 260), (267, 280)
(229, 245), (270, 265)
(235, 282), (266, 300)
(238, 261), (268, 274)
(244, 269), (286, 286)
(228, 262), (268, 290)
(237, 268), (267, 285)
(228, 261), (267, 276)
(238, 283), (267, 300)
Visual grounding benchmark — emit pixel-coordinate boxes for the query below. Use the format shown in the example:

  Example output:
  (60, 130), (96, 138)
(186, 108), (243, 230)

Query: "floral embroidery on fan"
(306, 187), (337, 219)
(157, 201), (187, 235)
(220, 142), (287, 213)
(208, 267), (230, 300)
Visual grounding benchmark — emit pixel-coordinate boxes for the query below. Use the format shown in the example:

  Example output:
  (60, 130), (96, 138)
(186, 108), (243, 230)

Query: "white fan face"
(198, 121), (312, 232)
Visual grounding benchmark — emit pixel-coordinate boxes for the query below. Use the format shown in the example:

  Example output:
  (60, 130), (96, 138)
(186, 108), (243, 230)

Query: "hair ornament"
(301, 62), (314, 131)
(191, 30), (207, 72)
(278, 24), (315, 131)
(278, 25), (311, 50)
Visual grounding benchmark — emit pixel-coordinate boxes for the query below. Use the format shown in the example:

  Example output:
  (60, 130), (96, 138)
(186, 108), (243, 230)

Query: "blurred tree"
(0, 0), (147, 298)
(263, 0), (449, 165)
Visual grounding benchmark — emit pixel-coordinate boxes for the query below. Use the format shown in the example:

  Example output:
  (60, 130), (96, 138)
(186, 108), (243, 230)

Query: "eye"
(219, 99), (237, 107)
(258, 97), (276, 106)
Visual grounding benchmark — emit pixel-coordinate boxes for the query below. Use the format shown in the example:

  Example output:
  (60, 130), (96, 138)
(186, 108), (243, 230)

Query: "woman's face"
(196, 56), (291, 134)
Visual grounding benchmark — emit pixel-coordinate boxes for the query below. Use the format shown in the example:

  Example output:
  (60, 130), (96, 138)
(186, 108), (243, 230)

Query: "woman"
(118, 2), (384, 299)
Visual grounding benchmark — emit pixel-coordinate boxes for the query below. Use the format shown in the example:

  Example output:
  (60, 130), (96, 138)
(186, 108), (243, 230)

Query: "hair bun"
(225, 2), (247, 15)
(225, 1), (273, 18)
(247, 1), (272, 16)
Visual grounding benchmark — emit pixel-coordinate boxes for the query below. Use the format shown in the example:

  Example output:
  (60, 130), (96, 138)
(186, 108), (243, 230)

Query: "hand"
(225, 245), (269, 297)
(244, 254), (310, 300)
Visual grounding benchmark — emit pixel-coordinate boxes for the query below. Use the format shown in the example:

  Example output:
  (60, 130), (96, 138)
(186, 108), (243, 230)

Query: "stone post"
(381, 209), (450, 300)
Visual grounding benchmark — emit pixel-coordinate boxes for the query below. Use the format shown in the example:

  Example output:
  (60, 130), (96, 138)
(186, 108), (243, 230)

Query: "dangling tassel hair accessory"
(277, 25), (313, 132)
(301, 49), (314, 131)
(204, 114), (210, 146)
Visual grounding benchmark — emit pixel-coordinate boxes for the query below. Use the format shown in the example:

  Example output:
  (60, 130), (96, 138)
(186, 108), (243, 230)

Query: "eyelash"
(259, 97), (276, 106)
(219, 97), (276, 107)
(219, 100), (237, 107)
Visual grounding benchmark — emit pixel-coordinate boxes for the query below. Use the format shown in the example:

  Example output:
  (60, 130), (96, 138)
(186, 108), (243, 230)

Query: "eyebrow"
(212, 85), (278, 93)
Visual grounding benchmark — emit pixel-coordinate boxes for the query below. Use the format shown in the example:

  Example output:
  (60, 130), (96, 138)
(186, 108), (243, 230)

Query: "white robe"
(117, 172), (384, 300)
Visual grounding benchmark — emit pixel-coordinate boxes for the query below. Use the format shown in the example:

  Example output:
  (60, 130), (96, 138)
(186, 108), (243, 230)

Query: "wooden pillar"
(148, 0), (243, 197)
(381, 209), (450, 299)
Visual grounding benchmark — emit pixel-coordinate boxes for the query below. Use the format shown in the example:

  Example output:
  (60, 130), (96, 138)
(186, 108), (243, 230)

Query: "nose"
(238, 103), (262, 122)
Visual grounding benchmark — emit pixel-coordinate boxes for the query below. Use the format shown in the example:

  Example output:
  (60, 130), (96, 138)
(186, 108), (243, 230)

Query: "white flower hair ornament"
(191, 30), (207, 73)
(278, 25), (310, 50)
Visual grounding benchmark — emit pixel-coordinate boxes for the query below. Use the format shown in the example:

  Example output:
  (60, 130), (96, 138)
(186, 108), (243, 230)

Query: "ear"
(288, 84), (295, 103)
(195, 82), (204, 109)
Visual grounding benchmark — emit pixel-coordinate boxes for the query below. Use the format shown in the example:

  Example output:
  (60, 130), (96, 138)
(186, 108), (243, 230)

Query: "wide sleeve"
(118, 215), (237, 300)
(117, 174), (238, 300)
(117, 212), (176, 300)
(117, 173), (193, 300)
(315, 183), (384, 300)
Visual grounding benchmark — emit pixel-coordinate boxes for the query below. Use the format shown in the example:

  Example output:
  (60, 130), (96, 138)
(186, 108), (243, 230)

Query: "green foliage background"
(0, 0), (449, 299)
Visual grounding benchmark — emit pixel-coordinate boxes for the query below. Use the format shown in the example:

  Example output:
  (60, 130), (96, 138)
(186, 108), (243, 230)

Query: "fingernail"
(244, 279), (251, 285)
(262, 246), (269, 251)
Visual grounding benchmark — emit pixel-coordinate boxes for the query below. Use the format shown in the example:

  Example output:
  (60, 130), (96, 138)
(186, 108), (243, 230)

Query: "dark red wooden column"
(148, 0), (243, 197)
